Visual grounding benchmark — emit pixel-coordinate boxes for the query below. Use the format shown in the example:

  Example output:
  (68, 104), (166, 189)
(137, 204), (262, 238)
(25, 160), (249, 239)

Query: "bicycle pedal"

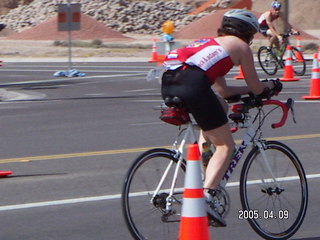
(208, 218), (226, 228)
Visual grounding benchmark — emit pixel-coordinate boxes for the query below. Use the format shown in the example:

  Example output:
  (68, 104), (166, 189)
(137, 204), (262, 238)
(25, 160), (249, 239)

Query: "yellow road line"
(266, 133), (320, 141)
(0, 147), (162, 164)
(1, 133), (319, 164)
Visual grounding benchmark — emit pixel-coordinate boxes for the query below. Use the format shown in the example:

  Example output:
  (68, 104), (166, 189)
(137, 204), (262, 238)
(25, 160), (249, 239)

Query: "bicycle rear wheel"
(121, 148), (186, 240)
(290, 46), (306, 76)
(258, 46), (278, 75)
(240, 141), (308, 240)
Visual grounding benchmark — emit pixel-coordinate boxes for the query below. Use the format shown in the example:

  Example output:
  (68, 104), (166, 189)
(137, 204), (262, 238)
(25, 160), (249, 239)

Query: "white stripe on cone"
(181, 198), (207, 217)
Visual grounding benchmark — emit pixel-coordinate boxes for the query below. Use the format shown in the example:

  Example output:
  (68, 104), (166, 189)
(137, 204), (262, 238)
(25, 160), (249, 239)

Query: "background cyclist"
(161, 9), (282, 227)
(258, 1), (298, 51)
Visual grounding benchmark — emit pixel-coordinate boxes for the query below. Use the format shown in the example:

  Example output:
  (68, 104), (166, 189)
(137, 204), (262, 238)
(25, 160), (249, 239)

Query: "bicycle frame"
(221, 125), (255, 186)
(276, 38), (289, 62)
(150, 122), (198, 211)
(272, 31), (298, 62)
(152, 98), (292, 213)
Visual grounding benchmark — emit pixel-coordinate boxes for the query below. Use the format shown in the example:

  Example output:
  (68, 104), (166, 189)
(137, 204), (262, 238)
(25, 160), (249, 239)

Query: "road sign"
(54, 3), (85, 77)
(57, 3), (81, 31)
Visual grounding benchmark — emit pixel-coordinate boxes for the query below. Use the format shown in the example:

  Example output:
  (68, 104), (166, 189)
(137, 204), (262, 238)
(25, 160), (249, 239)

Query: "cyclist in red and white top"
(161, 9), (282, 227)
(258, 1), (297, 50)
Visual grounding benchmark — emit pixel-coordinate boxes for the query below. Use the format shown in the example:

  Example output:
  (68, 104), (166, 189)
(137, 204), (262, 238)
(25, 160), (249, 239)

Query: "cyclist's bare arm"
(265, 12), (279, 37)
(233, 43), (275, 95)
(214, 76), (249, 98)
(215, 36), (275, 97)
(214, 74), (274, 100)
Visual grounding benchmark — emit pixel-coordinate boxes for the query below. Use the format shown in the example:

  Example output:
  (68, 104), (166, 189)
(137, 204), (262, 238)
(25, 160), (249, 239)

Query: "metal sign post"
(54, 1), (85, 77)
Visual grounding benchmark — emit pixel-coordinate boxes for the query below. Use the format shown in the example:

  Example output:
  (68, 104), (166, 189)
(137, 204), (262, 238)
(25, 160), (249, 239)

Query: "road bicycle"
(257, 31), (306, 76)
(121, 94), (308, 240)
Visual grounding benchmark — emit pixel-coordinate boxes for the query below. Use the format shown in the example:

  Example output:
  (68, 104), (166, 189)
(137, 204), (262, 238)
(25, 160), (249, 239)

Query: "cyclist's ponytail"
(217, 27), (253, 44)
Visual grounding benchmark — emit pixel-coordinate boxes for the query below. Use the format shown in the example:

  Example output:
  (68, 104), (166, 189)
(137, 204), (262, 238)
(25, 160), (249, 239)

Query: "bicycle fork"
(255, 141), (283, 194)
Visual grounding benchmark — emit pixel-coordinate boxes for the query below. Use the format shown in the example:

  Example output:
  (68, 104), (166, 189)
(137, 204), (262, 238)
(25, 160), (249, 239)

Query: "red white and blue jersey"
(163, 38), (234, 84)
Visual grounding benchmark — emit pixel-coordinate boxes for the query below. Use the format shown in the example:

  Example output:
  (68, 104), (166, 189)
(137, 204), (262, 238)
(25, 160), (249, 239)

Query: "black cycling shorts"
(161, 66), (228, 131)
(259, 25), (269, 37)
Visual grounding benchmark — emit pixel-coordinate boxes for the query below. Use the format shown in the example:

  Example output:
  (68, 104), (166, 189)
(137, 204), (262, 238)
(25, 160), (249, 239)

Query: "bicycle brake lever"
(286, 98), (297, 124)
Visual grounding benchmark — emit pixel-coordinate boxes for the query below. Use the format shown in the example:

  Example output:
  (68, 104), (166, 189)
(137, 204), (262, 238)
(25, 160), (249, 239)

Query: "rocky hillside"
(0, 0), (207, 35)
(0, 0), (33, 15)
(0, 0), (318, 35)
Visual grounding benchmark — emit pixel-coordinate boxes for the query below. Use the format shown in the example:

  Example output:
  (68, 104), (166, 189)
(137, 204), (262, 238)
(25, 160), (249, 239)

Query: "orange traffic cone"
(295, 37), (304, 62)
(0, 171), (13, 177)
(155, 54), (167, 66)
(302, 53), (320, 100)
(280, 45), (300, 81)
(318, 46), (320, 67)
(234, 66), (244, 79)
(148, 38), (158, 63)
(296, 37), (302, 51)
(178, 144), (210, 240)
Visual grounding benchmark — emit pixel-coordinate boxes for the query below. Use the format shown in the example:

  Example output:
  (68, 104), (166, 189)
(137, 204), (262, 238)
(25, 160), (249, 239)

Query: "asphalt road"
(0, 60), (319, 240)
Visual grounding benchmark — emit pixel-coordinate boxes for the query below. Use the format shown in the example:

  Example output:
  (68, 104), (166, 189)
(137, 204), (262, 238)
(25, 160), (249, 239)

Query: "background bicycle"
(121, 94), (308, 240)
(257, 31), (306, 76)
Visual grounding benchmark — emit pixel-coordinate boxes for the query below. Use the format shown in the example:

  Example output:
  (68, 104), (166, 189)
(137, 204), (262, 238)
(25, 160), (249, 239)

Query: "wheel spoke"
(240, 141), (308, 240)
(258, 46), (278, 75)
(122, 149), (185, 240)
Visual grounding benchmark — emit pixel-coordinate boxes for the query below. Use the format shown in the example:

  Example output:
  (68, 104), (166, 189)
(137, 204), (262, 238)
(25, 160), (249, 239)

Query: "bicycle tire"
(121, 148), (186, 240)
(240, 141), (308, 240)
(290, 46), (306, 76)
(258, 46), (278, 75)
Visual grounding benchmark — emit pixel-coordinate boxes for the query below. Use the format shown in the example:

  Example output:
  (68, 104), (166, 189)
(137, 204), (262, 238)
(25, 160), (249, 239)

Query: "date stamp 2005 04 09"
(238, 209), (289, 220)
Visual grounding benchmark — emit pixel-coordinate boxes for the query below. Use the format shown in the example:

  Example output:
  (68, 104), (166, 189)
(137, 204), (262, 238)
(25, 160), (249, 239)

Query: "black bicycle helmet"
(222, 9), (259, 35)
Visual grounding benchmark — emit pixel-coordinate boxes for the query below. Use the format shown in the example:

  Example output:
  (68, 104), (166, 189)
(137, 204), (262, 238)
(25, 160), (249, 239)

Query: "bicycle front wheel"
(121, 148), (186, 240)
(258, 46), (278, 75)
(290, 46), (306, 76)
(240, 141), (308, 240)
